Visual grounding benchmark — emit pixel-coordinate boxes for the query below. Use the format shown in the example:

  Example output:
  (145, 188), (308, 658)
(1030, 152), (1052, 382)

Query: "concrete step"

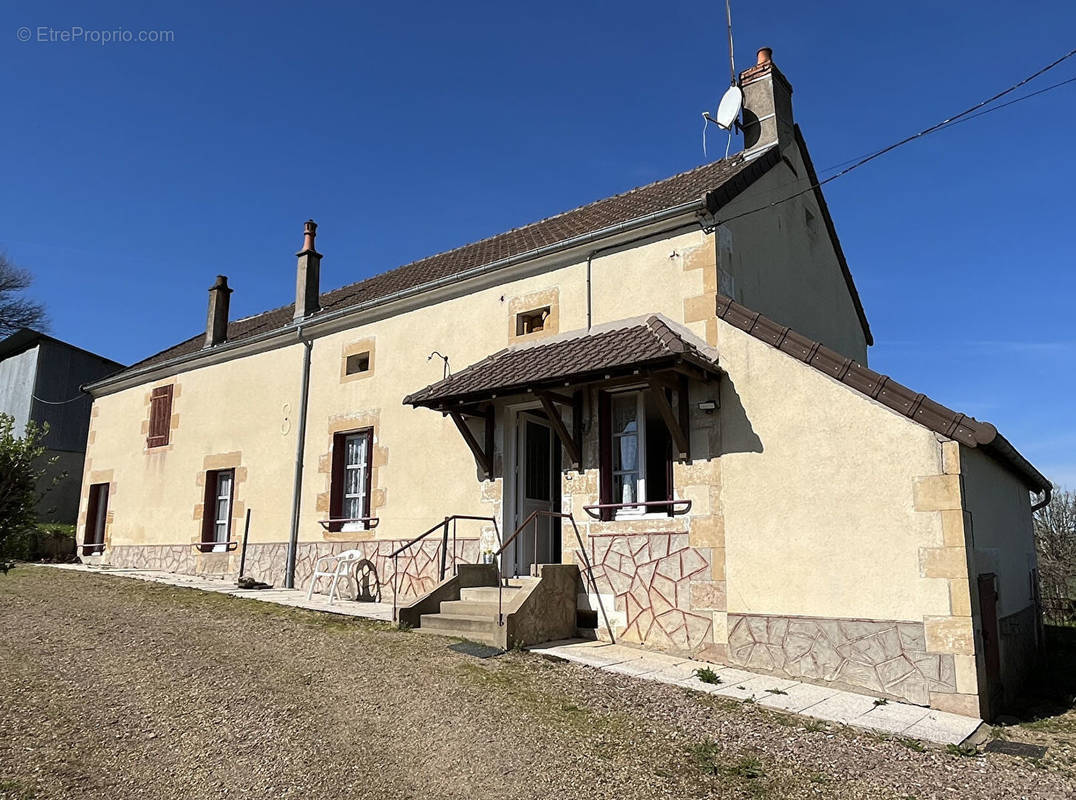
(460, 579), (537, 603)
(440, 599), (503, 617)
(419, 612), (498, 635)
(418, 625), (500, 647)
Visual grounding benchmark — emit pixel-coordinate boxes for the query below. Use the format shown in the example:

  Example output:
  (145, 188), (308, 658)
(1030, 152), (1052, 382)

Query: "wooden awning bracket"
(449, 406), (494, 478)
(536, 390), (583, 472)
(649, 376), (690, 460)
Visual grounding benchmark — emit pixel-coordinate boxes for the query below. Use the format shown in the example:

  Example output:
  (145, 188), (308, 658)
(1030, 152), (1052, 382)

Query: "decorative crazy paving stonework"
(102, 538), (480, 601)
(589, 532), (713, 651)
(727, 614), (957, 705)
(108, 544), (195, 573)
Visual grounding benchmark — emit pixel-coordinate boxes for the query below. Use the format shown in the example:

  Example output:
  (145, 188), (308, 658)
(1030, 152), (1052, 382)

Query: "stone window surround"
(508, 287), (560, 343)
(77, 465), (116, 560)
(340, 337), (375, 384)
(193, 452), (247, 556)
(140, 380), (181, 453)
(316, 411), (387, 541)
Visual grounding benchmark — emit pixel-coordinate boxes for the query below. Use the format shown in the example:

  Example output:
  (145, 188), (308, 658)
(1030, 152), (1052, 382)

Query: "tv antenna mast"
(702, 0), (742, 157)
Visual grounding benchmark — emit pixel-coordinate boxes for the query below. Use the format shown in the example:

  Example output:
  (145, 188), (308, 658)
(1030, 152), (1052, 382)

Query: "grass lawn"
(1, 566), (1074, 799)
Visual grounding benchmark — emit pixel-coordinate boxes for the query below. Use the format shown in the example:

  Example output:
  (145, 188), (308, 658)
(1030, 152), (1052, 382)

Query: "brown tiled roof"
(403, 316), (719, 409)
(123, 149), (780, 374)
(714, 294), (1050, 494)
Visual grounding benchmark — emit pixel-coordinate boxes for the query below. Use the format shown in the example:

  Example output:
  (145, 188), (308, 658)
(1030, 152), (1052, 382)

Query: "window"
(329, 429), (373, 532)
(516, 307), (550, 336)
(201, 469), (234, 552)
(84, 483), (109, 555)
(345, 351), (370, 375)
(147, 385), (173, 448)
(599, 389), (674, 520)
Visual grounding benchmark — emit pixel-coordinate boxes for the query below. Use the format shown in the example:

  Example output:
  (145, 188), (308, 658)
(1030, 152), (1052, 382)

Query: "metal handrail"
(318, 517), (381, 531)
(390, 514), (501, 621)
(581, 499), (692, 520)
(495, 510), (614, 644)
(192, 540), (240, 553)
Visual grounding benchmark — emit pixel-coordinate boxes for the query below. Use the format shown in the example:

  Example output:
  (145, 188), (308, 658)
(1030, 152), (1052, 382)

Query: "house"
(77, 48), (1049, 721)
(0, 328), (123, 523)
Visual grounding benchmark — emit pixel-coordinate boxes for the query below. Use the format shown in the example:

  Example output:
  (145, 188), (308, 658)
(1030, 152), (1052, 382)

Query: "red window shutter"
(201, 471), (216, 548)
(328, 432), (346, 532)
(147, 385), (173, 448)
(598, 391), (613, 521)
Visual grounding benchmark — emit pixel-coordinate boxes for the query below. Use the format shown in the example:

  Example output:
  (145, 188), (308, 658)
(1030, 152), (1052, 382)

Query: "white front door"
(515, 412), (556, 576)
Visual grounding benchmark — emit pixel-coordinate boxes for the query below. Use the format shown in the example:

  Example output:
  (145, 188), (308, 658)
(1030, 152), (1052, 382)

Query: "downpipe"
(284, 327), (314, 589)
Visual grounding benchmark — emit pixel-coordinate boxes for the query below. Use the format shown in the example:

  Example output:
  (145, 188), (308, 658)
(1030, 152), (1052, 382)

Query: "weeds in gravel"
(691, 741), (767, 781)
(693, 666), (721, 684)
(946, 743), (979, 758)
(802, 719), (827, 733)
(0, 778), (36, 799)
(898, 738), (926, 752)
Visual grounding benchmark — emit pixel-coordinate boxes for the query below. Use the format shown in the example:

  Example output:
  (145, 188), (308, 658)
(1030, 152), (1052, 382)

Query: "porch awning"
(402, 315), (720, 412)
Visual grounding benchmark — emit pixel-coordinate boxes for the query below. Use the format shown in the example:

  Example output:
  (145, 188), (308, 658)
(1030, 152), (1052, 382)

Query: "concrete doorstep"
(527, 638), (986, 747)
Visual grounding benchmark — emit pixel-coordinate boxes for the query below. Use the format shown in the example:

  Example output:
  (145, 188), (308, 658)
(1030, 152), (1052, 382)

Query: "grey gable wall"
(0, 344), (39, 434)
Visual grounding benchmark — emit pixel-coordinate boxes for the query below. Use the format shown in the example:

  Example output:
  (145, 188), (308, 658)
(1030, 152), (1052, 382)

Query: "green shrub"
(2, 523), (76, 562)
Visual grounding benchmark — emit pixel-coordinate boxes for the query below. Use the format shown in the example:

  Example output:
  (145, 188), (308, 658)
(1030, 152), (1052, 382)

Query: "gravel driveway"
(1, 566), (1073, 799)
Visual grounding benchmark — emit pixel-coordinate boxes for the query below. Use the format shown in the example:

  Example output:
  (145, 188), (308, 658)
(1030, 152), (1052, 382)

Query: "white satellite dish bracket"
(702, 85), (743, 132)
(714, 85), (743, 130)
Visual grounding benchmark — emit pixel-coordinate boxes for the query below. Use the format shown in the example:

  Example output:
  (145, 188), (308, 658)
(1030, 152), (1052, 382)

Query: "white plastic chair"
(306, 549), (364, 604)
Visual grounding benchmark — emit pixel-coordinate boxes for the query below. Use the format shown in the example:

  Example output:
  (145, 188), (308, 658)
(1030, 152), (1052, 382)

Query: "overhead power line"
(715, 48), (1076, 227)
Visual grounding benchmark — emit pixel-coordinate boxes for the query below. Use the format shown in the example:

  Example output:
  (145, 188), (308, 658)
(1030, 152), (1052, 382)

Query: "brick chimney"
(204, 275), (232, 348)
(293, 219), (322, 321)
(739, 47), (794, 156)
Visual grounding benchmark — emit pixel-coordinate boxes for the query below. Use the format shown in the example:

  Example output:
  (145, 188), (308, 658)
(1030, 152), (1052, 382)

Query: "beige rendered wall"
(716, 316), (948, 622)
(78, 345), (304, 551)
(717, 146), (869, 364)
(80, 226), (713, 558)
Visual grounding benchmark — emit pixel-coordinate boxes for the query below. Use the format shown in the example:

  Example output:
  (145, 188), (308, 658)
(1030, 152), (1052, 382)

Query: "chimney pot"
(300, 219), (318, 254)
(204, 274), (233, 348)
(757, 47), (772, 65)
(294, 219), (322, 320)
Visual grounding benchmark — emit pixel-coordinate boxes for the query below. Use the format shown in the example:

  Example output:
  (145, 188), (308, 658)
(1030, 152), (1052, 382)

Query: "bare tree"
(0, 252), (47, 336)
(1034, 484), (1076, 621)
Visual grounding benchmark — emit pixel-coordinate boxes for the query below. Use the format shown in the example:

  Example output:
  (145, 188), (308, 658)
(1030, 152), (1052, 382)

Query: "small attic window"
(516, 307), (550, 336)
(345, 352), (371, 375)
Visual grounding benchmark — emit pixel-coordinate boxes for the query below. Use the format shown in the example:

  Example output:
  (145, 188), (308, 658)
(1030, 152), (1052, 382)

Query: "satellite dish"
(715, 85), (742, 130)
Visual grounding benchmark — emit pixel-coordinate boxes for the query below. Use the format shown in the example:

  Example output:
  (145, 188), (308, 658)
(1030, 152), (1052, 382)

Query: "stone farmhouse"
(78, 48), (1050, 721)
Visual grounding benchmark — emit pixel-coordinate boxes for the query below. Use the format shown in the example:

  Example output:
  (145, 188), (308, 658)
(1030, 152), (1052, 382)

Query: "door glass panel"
(611, 393), (641, 506)
(525, 420), (551, 501)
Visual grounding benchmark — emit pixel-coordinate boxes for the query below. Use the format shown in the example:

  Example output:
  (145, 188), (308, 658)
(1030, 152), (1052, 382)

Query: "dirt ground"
(1, 567), (1074, 800)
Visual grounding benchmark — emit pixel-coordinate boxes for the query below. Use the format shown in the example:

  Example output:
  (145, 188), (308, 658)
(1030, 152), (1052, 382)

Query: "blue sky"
(2, 1), (1074, 487)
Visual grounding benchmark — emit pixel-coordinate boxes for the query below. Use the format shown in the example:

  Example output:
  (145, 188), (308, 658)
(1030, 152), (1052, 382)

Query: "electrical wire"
(821, 73), (1076, 174)
(32, 392), (87, 405)
(715, 48), (1076, 227)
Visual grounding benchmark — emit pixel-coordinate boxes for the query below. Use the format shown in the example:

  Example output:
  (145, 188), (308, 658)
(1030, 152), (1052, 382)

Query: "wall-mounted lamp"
(697, 400), (718, 414)
(427, 351), (450, 380)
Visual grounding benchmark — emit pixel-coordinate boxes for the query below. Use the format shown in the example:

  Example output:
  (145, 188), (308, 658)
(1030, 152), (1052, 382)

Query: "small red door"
(978, 573), (1002, 716)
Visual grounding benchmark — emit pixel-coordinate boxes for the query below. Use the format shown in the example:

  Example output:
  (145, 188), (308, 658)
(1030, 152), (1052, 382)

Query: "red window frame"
(328, 428), (374, 532)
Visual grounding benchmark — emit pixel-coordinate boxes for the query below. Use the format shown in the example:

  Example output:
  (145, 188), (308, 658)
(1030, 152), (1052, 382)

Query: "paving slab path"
(528, 639), (984, 746)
